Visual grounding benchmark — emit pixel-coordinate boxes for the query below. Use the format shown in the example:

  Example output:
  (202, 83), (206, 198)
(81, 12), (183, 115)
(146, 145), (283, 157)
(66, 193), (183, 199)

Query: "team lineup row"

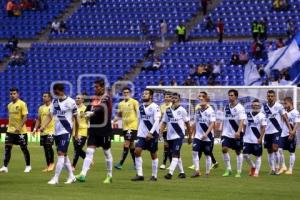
(0, 80), (299, 184)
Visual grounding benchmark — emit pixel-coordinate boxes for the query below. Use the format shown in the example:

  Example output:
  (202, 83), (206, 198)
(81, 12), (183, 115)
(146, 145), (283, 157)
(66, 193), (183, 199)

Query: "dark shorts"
(40, 134), (54, 146)
(264, 132), (280, 149)
(73, 136), (87, 149)
(221, 136), (243, 151)
(279, 136), (296, 153)
(87, 131), (111, 150)
(243, 143), (263, 157)
(5, 133), (28, 146)
(162, 131), (167, 141)
(135, 136), (158, 153)
(123, 130), (137, 142)
(168, 138), (184, 157)
(54, 133), (71, 153)
(192, 138), (212, 156)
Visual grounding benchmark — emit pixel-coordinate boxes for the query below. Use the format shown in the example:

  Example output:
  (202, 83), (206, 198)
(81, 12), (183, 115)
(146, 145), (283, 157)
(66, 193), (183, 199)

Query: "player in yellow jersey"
(113, 87), (139, 169)
(33, 92), (55, 172)
(0, 88), (31, 173)
(159, 91), (172, 170)
(72, 95), (88, 171)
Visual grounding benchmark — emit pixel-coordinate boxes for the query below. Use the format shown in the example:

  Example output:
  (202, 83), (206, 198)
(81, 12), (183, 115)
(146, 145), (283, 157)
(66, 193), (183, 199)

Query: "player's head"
(9, 87), (19, 102)
(163, 91), (172, 103)
(171, 92), (180, 104)
(75, 94), (84, 105)
(142, 89), (153, 102)
(283, 96), (293, 110)
(42, 92), (52, 104)
(199, 91), (209, 106)
(251, 99), (261, 113)
(53, 83), (65, 97)
(267, 90), (276, 103)
(122, 87), (132, 100)
(94, 79), (105, 96)
(228, 89), (238, 103)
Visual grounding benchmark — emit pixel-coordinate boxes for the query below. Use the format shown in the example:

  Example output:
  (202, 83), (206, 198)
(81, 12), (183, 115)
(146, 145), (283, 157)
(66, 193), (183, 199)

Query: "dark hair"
(163, 91), (172, 96)
(200, 91), (208, 96)
(43, 92), (52, 99)
(53, 83), (65, 92)
(122, 87), (131, 92)
(9, 87), (19, 93)
(252, 99), (260, 103)
(94, 79), (105, 88)
(284, 96), (293, 103)
(267, 90), (276, 95)
(228, 89), (238, 97)
(172, 92), (181, 98)
(200, 91), (210, 102)
(144, 88), (154, 96)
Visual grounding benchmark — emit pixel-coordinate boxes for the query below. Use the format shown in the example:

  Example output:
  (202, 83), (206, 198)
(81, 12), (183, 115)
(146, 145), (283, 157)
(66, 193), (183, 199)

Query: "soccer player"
(33, 92), (55, 172)
(0, 88), (31, 173)
(40, 83), (79, 184)
(131, 89), (161, 181)
(159, 91), (172, 170)
(262, 90), (292, 175)
(72, 95), (88, 170)
(277, 97), (300, 175)
(114, 87), (139, 170)
(191, 91), (216, 177)
(221, 89), (246, 178)
(161, 93), (192, 180)
(243, 99), (267, 177)
(76, 79), (113, 184)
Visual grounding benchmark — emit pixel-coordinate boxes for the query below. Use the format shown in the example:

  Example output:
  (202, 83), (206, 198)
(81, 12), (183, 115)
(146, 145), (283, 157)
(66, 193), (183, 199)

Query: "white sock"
(103, 149), (113, 177)
(223, 153), (231, 171)
(192, 151), (200, 171)
(64, 156), (74, 179)
(81, 147), (95, 176)
(268, 153), (275, 171)
(169, 158), (179, 175)
(243, 154), (255, 168)
(237, 154), (243, 173)
(278, 149), (286, 169)
(177, 158), (184, 174)
(275, 151), (280, 169)
(289, 153), (295, 171)
(205, 155), (211, 174)
(54, 156), (64, 180)
(135, 156), (143, 176)
(152, 158), (158, 178)
(255, 156), (262, 175)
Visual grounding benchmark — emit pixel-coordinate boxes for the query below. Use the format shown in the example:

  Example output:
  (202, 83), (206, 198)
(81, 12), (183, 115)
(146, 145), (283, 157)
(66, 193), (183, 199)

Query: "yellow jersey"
(7, 99), (28, 134)
(38, 104), (54, 135)
(118, 98), (139, 131)
(73, 104), (88, 137)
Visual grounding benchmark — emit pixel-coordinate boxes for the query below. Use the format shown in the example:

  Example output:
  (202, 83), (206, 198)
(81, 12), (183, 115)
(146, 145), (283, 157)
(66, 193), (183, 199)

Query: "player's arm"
(159, 111), (167, 135)
(147, 106), (161, 140)
(40, 113), (53, 132)
(185, 121), (192, 144)
(113, 103), (122, 124)
(235, 108), (246, 139)
(289, 112), (300, 139)
(32, 111), (41, 135)
(282, 113), (293, 133)
(203, 121), (215, 139)
(16, 103), (28, 133)
(73, 114), (79, 140)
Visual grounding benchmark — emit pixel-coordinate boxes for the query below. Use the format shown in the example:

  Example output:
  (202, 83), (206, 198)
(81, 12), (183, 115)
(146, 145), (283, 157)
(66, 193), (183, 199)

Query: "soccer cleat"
(253, 173), (259, 178)
(166, 166), (170, 170)
(188, 165), (195, 170)
(47, 163), (55, 172)
(285, 169), (293, 175)
(278, 166), (287, 174)
(235, 172), (241, 178)
(103, 175), (112, 184)
(42, 167), (48, 172)
(222, 169), (232, 177)
(210, 162), (219, 170)
(24, 166), (32, 173)
(160, 164), (166, 170)
(0, 166), (8, 173)
(48, 178), (58, 185)
(164, 173), (172, 180)
(270, 170), (278, 175)
(191, 172), (201, 178)
(75, 174), (86, 182)
(204, 173), (210, 178)
(131, 175), (144, 181)
(64, 177), (76, 184)
(114, 163), (122, 170)
(149, 176), (157, 181)
(249, 167), (256, 176)
(178, 173), (186, 179)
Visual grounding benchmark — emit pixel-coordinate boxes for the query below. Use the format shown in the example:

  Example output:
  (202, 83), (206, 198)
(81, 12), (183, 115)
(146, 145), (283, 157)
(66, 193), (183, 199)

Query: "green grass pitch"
(0, 142), (299, 200)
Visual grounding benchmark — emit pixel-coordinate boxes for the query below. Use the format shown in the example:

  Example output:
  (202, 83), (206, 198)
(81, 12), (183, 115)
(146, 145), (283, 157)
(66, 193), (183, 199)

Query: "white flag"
(244, 60), (261, 85)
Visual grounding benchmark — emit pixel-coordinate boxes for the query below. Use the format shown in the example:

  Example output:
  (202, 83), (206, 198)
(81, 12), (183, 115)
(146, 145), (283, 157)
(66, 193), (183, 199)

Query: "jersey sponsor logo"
(225, 104), (239, 132)
(166, 108), (184, 138)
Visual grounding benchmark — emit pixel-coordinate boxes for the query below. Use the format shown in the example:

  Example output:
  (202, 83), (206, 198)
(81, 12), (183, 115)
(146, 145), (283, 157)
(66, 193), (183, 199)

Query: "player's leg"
(210, 138), (218, 169)
(72, 136), (81, 170)
(278, 136), (287, 174)
(40, 136), (50, 171)
(150, 151), (159, 181)
(19, 134), (31, 173)
(131, 137), (145, 181)
(264, 134), (276, 174)
(272, 133), (280, 173)
(253, 144), (263, 177)
(44, 135), (55, 172)
(115, 130), (131, 169)
(285, 138), (296, 175)
(234, 138), (243, 178)
(243, 143), (256, 176)
(165, 138), (185, 179)
(160, 131), (169, 169)
(102, 136), (113, 184)
(0, 133), (14, 173)
(221, 136), (232, 176)
(191, 138), (200, 177)
(203, 141), (212, 176)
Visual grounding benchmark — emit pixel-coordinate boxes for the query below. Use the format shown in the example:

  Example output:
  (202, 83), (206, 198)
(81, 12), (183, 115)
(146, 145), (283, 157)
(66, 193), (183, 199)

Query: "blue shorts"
(135, 136), (158, 153)
(168, 138), (183, 157)
(264, 132), (280, 149)
(221, 136), (243, 151)
(192, 138), (212, 156)
(243, 143), (263, 157)
(279, 136), (296, 153)
(54, 133), (71, 153)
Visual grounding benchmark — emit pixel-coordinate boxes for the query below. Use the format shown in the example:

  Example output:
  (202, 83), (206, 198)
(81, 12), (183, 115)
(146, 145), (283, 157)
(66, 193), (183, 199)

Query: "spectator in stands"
(196, 64), (210, 78)
(273, 0), (288, 11)
(276, 38), (285, 49)
(6, 0), (14, 17)
(158, 79), (164, 86)
(230, 52), (240, 65)
(82, 0), (96, 6)
(184, 76), (196, 86)
(212, 60), (221, 76)
(204, 16), (214, 31)
(279, 70), (292, 85)
(286, 19), (295, 38)
(139, 21), (149, 42)
(252, 40), (264, 59)
(160, 20), (168, 47)
(189, 65), (196, 77)
(266, 41), (275, 53)
(201, 0), (209, 16)
(51, 20), (60, 33)
(59, 21), (67, 33)
(4, 35), (18, 53)
(258, 19), (267, 41)
(239, 50), (249, 65)
(20, 0), (32, 10)
(216, 18), (224, 43)
(170, 79), (178, 86)
(252, 21), (259, 41)
(144, 40), (155, 58)
(9, 51), (27, 66)
(176, 23), (186, 43)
